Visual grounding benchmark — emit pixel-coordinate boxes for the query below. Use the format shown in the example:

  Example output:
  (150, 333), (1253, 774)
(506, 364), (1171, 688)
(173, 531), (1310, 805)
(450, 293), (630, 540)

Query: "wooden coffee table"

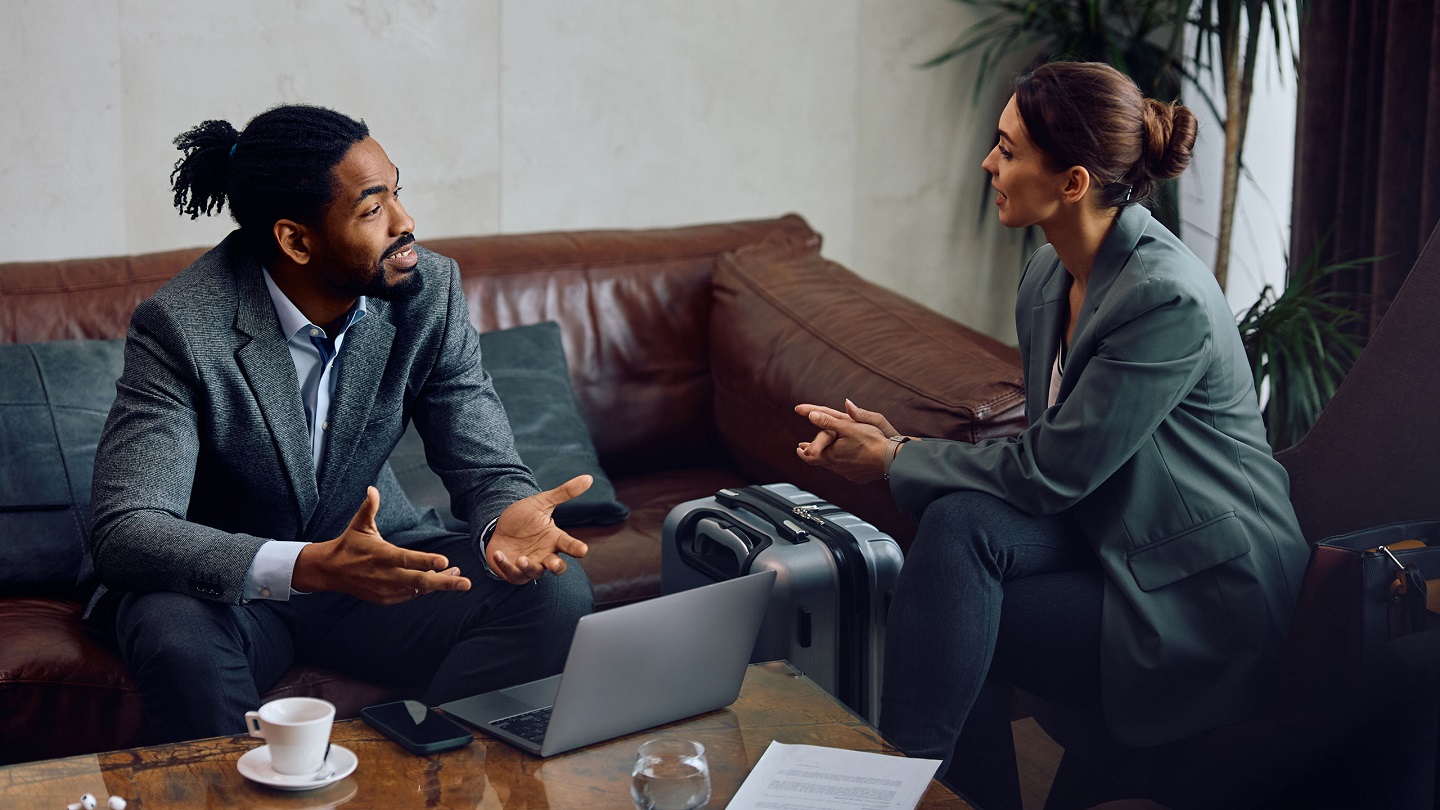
(0, 661), (971, 809)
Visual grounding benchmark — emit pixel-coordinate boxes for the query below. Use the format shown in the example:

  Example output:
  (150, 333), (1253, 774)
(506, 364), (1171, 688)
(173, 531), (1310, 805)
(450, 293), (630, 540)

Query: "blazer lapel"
(231, 254), (320, 524)
(1070, 206), (1150, 347)
(315, 303), (395, 509)
(1059, 205), (1151, 402)
(1027, 261), (1069, 424)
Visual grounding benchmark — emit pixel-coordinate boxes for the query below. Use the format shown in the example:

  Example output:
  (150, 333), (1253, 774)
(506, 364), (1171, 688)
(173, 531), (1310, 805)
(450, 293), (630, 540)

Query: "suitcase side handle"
(696, 519), (753, 570)
(674, 510), (774, 582)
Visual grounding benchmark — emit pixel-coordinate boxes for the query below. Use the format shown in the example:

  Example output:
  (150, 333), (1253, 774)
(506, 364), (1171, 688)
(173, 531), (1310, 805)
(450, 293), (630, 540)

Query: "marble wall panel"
(499, 0), (859, 264)
(853, 0), (1027, 343)
(1, 1), (126, 261)
(116, 0), (501, 255)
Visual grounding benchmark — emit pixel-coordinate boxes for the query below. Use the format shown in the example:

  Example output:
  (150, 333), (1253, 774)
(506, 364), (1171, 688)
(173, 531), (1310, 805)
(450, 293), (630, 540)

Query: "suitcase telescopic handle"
(725, 486), (870, 711)
(716, 488), (810, 543)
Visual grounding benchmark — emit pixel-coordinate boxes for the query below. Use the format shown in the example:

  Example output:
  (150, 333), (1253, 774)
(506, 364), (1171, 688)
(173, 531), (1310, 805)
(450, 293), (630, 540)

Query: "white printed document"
(727, 741), (943, 810)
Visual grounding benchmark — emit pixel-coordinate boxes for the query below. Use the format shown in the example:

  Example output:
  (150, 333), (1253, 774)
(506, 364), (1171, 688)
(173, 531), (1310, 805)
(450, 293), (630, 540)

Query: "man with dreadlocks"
(87, 104), (595, 742)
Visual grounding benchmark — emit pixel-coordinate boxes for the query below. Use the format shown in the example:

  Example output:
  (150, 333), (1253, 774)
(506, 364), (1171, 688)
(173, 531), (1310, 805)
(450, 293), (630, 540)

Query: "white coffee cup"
(244, 697), (335, 775)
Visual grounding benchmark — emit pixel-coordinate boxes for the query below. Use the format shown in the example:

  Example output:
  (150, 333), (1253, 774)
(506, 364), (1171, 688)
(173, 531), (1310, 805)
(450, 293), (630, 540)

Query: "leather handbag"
(1286, 519), (1440, 684)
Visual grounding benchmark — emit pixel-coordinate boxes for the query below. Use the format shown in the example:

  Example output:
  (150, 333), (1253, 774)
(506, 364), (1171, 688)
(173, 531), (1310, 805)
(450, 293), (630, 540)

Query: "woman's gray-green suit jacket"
(888, 204), (1311, 747)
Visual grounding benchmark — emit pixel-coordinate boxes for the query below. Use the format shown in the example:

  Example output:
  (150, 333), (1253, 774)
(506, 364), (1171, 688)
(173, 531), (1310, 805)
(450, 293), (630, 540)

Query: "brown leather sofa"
(0, 214), (1026, 764)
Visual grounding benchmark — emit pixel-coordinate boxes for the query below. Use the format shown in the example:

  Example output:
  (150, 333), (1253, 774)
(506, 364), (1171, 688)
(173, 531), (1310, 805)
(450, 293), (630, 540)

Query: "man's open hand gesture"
(293, 486), (471, 604)
(486, 475), (593, 585)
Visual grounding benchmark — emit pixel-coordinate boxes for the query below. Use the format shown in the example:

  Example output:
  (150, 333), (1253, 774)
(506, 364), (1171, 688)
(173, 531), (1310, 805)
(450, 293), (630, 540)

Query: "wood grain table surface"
(0, 661), (972, 809)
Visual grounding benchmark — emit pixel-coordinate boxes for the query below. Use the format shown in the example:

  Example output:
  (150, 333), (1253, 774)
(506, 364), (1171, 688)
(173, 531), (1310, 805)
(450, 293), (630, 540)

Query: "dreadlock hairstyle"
(170, 105), (370, 258)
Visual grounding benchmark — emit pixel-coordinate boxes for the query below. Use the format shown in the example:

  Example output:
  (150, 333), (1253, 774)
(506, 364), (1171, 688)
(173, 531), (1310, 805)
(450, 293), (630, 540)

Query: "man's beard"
(357, 234), (423, 301)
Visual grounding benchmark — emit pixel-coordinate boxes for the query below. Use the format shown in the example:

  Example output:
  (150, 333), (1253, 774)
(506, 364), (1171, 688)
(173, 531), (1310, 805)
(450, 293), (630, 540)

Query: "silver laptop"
(439, 570), (776, 757)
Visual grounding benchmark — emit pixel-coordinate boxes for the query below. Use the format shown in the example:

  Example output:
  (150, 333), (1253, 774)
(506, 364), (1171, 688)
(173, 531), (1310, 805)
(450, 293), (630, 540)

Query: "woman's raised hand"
(793, 400), (896, 485)
(842, 399), (898, 437)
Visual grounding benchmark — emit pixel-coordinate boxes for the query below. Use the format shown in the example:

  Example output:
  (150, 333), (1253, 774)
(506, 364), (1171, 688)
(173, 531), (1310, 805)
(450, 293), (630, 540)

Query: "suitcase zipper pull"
(717, 487), (811, 543)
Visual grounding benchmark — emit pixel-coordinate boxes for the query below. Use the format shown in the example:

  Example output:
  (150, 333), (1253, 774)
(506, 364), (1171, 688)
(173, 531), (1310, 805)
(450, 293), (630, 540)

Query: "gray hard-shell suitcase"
(661, 483), (903, 724)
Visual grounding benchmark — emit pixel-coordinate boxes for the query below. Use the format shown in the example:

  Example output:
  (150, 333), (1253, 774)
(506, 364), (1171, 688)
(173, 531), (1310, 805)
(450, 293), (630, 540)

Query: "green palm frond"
(926, 0), (1193, 105)
(1237, 242), (1373, 450)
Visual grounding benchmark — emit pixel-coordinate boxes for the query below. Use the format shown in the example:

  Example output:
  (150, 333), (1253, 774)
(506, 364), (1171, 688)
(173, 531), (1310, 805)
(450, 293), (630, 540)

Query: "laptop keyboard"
(490, 705), (554, 744)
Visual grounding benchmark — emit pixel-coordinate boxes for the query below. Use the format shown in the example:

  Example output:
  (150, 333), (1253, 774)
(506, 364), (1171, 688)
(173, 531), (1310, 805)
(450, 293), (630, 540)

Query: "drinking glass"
(630, 738), (711, 810)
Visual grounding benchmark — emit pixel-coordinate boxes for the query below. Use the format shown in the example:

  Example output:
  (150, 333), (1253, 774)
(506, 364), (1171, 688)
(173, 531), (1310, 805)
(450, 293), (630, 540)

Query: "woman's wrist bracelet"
(883, 435), (911, 480)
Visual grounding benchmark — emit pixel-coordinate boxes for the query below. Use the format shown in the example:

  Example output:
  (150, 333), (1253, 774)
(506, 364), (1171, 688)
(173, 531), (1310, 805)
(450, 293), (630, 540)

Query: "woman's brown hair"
(1014, 61), (1197, 209)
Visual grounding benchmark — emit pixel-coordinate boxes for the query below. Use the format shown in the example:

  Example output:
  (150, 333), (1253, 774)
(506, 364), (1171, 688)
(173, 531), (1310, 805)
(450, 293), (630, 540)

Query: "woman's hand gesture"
(793, 399), (903, 485)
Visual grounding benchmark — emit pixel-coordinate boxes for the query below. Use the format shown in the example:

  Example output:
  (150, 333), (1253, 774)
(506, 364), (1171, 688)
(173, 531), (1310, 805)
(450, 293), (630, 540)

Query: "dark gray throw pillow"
(387, 321), (628, 529)
(0, 340), (125, 594)
(0, 324), (623, 595)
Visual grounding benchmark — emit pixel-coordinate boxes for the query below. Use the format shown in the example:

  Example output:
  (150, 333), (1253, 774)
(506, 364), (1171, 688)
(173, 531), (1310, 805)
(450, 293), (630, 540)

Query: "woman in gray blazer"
(796, 62), (1310, 809)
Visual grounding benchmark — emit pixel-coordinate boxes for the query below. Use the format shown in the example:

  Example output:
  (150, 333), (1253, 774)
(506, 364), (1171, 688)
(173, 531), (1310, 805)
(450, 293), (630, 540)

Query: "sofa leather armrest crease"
(0, 214), (1027, 764)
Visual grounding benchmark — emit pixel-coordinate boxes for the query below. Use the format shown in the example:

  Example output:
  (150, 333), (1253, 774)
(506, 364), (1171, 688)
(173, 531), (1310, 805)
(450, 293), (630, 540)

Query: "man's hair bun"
(170, 119), (241, 220)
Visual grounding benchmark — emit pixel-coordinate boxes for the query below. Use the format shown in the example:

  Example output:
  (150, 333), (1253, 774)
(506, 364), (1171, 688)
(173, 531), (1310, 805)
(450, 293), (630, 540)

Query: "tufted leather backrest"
(0, 216), (820, 474)
(0, 249), (205, 343)
(708, 231), (1026, 544)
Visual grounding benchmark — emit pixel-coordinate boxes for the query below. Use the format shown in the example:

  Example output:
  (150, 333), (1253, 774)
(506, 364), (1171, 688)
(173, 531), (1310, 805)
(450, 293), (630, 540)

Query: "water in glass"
(631, 738), (711, 810)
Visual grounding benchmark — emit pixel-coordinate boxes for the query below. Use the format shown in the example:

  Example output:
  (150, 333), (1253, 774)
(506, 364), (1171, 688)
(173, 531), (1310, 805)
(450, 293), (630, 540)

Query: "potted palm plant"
(1237, 244), (1370, 450)
(1189, 0), (1309, 291)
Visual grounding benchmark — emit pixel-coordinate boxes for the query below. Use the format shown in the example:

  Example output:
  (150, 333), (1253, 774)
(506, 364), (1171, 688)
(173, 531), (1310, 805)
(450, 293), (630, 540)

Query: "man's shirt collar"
(261, 269), (368, 338)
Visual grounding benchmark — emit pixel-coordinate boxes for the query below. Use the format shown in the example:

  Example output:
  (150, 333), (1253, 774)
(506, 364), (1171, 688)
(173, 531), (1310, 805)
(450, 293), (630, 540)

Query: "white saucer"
(237, 744), (357, 791)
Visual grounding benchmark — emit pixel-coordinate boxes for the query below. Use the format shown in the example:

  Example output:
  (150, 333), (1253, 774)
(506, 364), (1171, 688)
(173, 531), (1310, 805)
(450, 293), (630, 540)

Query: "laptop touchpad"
(500, 675), (562, 708)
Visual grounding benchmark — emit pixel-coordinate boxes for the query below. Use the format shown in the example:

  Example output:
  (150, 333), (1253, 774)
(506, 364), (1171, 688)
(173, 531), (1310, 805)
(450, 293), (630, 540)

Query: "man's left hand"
(487, 475), (593, 585)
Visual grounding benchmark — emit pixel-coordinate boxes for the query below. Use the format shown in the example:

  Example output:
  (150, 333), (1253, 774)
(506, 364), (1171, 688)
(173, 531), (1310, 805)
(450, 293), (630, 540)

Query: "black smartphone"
(361, 700), (474, 755)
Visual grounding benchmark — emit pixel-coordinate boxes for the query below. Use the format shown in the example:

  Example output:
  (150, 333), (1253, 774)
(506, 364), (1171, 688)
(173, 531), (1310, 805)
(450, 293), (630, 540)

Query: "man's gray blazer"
(88, 231), (539, 605)
(888, 204), (1311, 747)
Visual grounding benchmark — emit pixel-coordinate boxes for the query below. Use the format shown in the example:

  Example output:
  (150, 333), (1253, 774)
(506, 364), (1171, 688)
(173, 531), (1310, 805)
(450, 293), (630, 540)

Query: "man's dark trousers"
(115, 530), (592, 743)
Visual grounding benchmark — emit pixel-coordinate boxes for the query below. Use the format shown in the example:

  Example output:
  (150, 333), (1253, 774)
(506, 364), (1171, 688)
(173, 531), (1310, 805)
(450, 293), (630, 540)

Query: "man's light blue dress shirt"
(242, 271), (367, 601)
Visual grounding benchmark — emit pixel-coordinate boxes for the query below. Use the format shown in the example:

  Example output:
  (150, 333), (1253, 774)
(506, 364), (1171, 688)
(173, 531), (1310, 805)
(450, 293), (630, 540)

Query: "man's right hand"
(292, 486), (471, 604)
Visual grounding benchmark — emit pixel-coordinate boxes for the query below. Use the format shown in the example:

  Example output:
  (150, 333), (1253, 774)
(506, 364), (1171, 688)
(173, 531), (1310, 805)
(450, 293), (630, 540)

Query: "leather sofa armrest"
(708, 233), (1026, 546)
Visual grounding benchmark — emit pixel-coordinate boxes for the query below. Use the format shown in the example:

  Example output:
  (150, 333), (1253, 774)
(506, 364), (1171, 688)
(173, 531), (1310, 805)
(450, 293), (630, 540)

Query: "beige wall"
(0, 0), (1291, 344)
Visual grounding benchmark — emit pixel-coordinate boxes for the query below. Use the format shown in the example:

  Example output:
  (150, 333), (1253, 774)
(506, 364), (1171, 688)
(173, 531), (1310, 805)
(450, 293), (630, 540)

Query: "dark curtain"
(1290, 0), (1440, 334)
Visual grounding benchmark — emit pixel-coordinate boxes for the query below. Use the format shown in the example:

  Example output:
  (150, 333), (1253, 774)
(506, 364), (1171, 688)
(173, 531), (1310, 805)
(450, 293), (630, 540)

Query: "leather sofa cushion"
(709, 232), (1027, 546)
(0, 341), (124, 594)
(0, 249), (201, 344)
(427, 215), (821, 477)
(0, 597), (147, 762)
(389, 321), (628, 529)
(1, 216), (821, 479)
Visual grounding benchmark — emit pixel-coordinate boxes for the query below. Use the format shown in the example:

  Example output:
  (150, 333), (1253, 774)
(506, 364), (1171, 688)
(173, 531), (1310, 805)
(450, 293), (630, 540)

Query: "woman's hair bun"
(1015, 62), (1197, 208)
(1140, 98), (1197, 182)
